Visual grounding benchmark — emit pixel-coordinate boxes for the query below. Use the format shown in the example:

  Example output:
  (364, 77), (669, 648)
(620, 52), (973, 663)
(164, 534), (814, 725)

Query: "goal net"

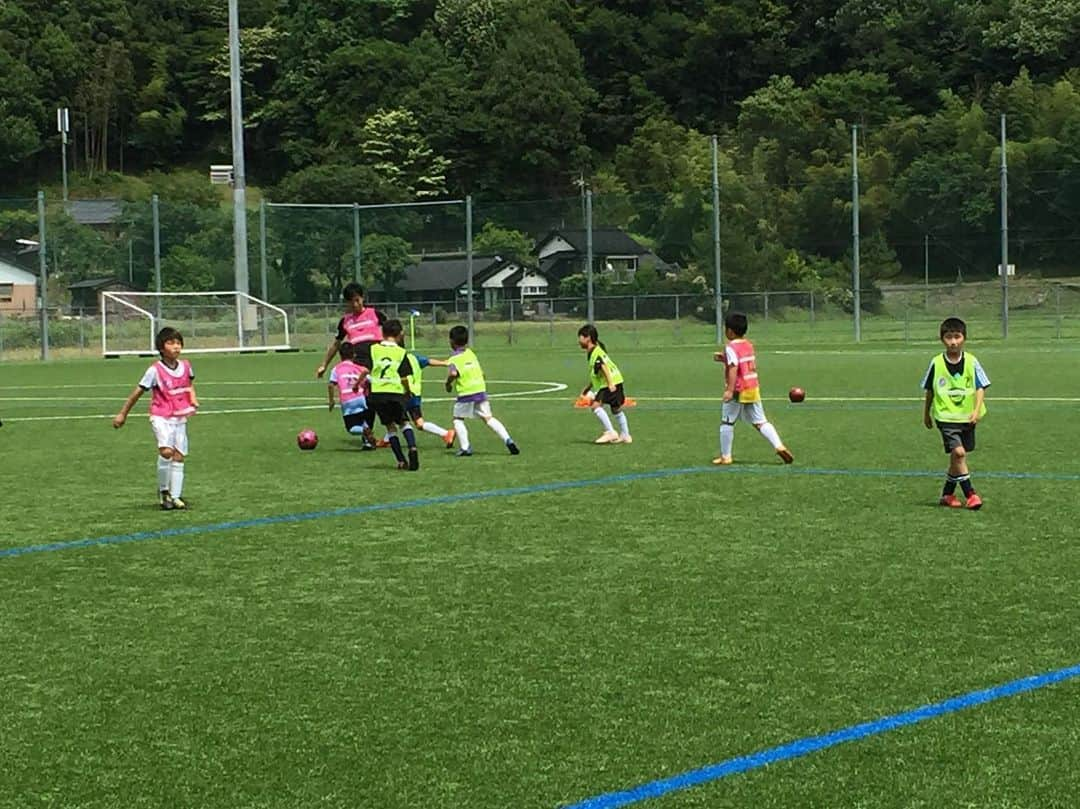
(101, 291), (292, 357)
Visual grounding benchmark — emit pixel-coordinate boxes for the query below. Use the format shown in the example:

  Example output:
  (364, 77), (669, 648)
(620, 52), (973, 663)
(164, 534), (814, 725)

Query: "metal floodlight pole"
(711, 134), (722, 343)
(466, 195), (475, 340)
(228, 0), (251, 344)
(352, 202), (362, 282)
(37, 191), (49, 361)
(1000, 113), (1009, 339)
(851, 125), (862, 343)
(586, 189), (594, 322)
(57, 108), (70, 202)
(152, 193), (162, 321)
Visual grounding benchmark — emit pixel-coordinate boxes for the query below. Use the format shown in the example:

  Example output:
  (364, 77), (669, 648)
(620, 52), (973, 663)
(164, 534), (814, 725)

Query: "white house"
(0, 259), (38, 315)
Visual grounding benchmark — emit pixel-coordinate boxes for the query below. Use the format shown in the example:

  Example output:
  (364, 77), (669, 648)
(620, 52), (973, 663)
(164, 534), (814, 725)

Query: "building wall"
(0, 283), (37, 315)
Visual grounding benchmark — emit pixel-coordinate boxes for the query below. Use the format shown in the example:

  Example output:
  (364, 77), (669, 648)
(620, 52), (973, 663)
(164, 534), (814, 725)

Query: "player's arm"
(445, 365), (459, 393)
(971, 387), (985, 424)
(316, 339), (341, 378)
(425, 357), (450, 368)
(189, 381), (200, 410)
(351, 369), (368, 393)
(113, 385), (146, 428)
(923, 389), (934, 429)
(328, 381), (337, 411)
(722, 363), (737, 402)
(600, 361), (616, 392)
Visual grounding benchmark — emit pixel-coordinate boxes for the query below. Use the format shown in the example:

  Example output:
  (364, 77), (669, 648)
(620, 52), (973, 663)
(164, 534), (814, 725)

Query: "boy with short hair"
(315, 282), (386, 378)
(328, 341), (374, 446)
(368, 319), (419, 471)
(403, 342), (456, 448)
(444, 326), (519, 457)
(113, 326), (199, 510)
(712, 312), (793, 465)
(921, 317), (989, 510)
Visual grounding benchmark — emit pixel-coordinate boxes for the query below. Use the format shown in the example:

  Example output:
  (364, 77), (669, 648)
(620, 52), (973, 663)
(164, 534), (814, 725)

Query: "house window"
(522, 285), (545, 296)
(602, 257), (638, 284)
(0, 283), (13, 303)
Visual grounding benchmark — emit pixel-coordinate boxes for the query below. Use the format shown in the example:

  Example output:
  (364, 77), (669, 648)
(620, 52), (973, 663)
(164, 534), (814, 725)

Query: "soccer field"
(2, 338), (1079, 808)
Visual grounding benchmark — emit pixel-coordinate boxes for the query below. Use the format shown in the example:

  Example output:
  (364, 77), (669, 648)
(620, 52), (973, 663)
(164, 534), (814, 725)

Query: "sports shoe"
(408, 448), (419, 471)
(712, 456), (733, 465)
(506, 440), (520, 455)
(618, 433), (633, 444)
(160, 491), (174, 511)
(396, 460), (409, 470)
(939, 494), (963, 508)
(776, 446), (794, 464)
(376, 438), (391, 448)
(965, 492), (983, 510)
(594, 431), (619, 444)
(443, 428), (456, 448)
(171, 497), (188, 510)
(455, 448), (473, 457)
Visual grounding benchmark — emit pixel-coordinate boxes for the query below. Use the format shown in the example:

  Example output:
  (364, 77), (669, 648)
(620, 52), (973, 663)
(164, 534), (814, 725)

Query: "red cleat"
(939, 494), (963, 508)
(965, 492), (983, 510)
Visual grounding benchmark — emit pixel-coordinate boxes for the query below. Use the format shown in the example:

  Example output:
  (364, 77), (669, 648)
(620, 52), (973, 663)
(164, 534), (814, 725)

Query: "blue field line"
(3, 463), (1080, 561)
(563, 661), (1080, 809)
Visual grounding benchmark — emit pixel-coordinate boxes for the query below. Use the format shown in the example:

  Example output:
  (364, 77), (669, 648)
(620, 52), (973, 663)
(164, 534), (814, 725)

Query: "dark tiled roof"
(67, 277), (135, 290)
(377, 255), (502, 292)
(537, 228), (649, 255)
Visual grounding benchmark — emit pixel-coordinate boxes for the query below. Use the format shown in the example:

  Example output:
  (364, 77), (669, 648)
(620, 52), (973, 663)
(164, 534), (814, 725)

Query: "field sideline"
(2, 341), (1079, 808)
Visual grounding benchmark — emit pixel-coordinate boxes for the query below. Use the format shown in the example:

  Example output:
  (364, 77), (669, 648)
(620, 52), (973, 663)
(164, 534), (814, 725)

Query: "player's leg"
(452, 402), (472, 456)
(151, 416), (176, 508)
(749, 403), (793, 463)
(412, 401), (454, 447)
(480, 402), (519, 455)
(167, 422), (190, 508)
(713, 401), (739, 464)
(610, 386), (631, 443)
(590, 393), (618, 443)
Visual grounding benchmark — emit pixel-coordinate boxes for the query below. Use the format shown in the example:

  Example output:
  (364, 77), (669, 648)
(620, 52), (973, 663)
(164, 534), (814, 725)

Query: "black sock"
(942, 476), (958, 496)
(957, 475), (974, 497)
(403, 425), (416, 449)
(388, 435), (405, 463)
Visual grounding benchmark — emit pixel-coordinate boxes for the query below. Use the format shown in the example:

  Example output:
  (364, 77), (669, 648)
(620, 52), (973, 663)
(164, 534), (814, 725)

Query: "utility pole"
(228, 0), (251, 340)
(851, 125), (862, 343)
(57, 108), (70, 202)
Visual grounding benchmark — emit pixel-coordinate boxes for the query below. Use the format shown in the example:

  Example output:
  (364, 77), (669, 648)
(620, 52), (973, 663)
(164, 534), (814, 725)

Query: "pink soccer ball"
(297, 429), (319, 450)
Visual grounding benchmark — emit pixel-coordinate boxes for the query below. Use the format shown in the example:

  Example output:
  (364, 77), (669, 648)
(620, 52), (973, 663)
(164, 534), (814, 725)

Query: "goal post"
(100, 290), (292, 357)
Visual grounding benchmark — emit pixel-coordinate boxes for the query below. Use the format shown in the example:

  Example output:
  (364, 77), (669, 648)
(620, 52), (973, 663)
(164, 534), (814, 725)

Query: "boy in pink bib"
(113, 327), (199, 510)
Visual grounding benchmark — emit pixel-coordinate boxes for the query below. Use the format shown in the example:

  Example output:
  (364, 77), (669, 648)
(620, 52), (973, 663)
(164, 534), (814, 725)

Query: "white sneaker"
(594, 431), (620, 444)
(618, 433), (633, 444)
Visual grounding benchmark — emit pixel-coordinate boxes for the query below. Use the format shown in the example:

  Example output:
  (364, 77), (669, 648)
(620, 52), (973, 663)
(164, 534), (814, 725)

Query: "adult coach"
(314, 282), (387, 377)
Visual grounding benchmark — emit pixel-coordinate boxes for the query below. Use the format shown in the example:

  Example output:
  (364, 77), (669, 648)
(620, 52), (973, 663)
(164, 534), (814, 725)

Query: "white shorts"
(722, 399), (767, 426)
(453, 399), (492, 420)
(150, 416), (189, 455)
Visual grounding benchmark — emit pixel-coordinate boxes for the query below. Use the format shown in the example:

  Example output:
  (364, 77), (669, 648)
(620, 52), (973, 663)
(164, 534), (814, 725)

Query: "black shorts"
(595, 383), (626, 411)
(369, 393), (406, 427)
(405, 396), (423, 423)
(349, 341), (375, 370)
(342, 412), (369, 434)
(937, 422), (976, 454)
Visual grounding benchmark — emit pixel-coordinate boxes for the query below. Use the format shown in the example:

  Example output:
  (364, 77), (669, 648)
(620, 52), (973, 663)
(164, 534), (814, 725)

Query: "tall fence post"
(809, 290), (816, 327)
(711, 135), (723, 344)
(1000, 113), (1009, 339)
(152, 193), (162, 322)
(352, 202), (362, 283)
(466, 194), (474, 342)
(586, 190), (594, 323)
(259, 197), (269, 345)
(851, 125), (862, 343)
(507, 298), (514, 345)
(37, 191), (49, 361)
(674, 294), (680, 342)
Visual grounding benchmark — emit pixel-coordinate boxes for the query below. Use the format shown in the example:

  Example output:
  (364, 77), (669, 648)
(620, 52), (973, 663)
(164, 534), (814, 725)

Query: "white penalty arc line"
(1, 380), (569, 423)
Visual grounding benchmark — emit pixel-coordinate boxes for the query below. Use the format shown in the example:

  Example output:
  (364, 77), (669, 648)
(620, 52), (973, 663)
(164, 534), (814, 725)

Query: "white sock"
(169, 461), (185, 499)
(486, 417), (511, 442)
(157, 457), (170, 492)
(422, 421), (448, 438)
(593, 408), (614, 433)
(454, 419), (470, 450)
(720, 424), (734, 457)
(759, 422), (783, 449)
(614, 411), (629, 435)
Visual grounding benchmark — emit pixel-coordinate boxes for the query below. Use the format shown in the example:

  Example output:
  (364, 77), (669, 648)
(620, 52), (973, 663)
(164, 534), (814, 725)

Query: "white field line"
(1, 381), (569, 423)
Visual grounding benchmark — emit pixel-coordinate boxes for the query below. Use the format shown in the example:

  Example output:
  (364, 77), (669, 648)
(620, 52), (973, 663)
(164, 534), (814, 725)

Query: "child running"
(577, 324), (631, 444)
(328, 341), (374, 446)
(444, 325), (519, 457)
(713, 312), (793, 465)
(921, 316), (989, 510)
(113, 326), (199, 510)
(403, 341), (456, 448)
(367, 319), (420, 471)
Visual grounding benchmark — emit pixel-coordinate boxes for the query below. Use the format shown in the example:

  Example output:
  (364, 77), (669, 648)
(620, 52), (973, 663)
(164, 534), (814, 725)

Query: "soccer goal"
(101, 291), (292, 357)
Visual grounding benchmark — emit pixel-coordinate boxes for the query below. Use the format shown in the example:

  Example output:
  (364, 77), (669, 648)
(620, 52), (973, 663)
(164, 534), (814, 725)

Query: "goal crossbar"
(101, 290), (292, 357)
